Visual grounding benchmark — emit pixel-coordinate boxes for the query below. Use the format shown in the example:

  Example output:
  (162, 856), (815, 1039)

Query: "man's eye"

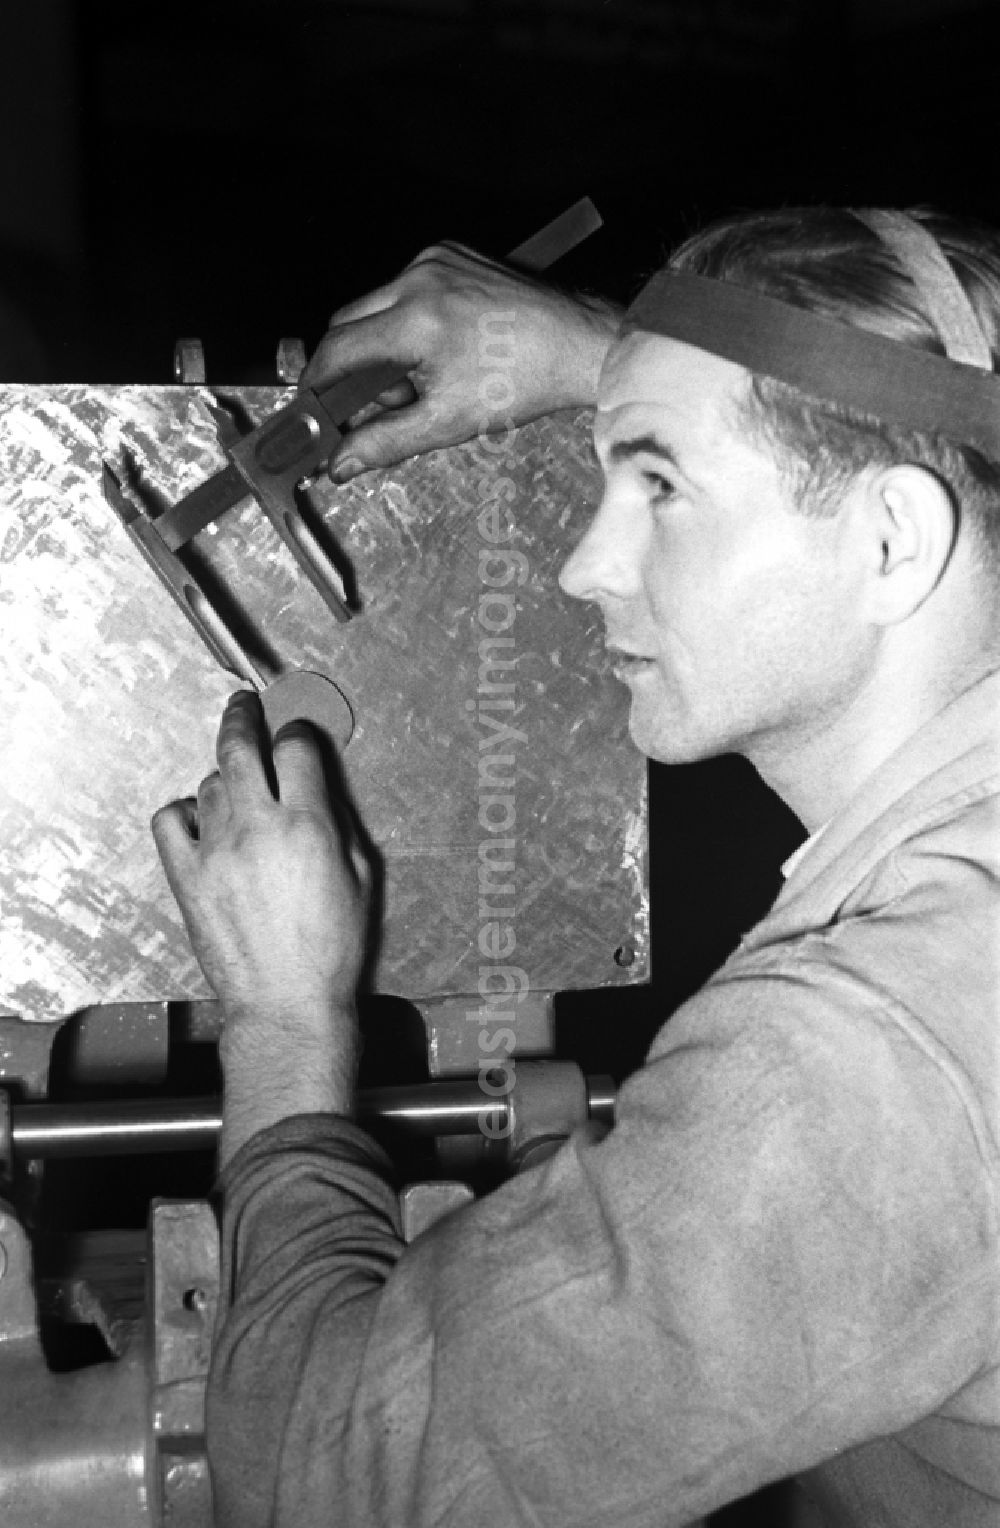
(643, 471), (676, 501)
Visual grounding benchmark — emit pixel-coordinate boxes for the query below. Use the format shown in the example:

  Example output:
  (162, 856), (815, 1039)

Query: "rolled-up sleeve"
(208, 952), (999, 1528)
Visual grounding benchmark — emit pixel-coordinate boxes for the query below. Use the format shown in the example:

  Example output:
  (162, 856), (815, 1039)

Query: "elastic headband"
(851, 209), (993, 370)
(625, 225), (1000, 462)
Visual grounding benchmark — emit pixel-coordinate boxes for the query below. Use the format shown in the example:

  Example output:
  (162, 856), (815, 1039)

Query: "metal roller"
(5, 1072), (616, 1160)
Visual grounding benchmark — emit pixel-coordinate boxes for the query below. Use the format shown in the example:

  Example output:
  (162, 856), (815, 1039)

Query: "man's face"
(559, 331), (874, 770)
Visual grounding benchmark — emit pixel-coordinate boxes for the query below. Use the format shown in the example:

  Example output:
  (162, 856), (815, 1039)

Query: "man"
(153, 207), (1000, 1526)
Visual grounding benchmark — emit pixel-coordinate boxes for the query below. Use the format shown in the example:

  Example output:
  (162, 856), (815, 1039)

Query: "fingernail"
(331, 455), (365, 483)
(273, 719), (314, 742)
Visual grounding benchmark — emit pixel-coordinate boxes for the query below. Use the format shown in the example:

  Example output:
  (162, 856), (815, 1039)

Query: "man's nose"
(558, 489), (645, 604)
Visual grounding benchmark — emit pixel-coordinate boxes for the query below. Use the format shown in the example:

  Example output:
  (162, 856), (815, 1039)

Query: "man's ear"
(860, 464), (958, 625)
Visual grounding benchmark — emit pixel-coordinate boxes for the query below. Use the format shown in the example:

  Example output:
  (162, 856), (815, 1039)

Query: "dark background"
(5, 0), (999, 384)
(3, 0), (994, 1052)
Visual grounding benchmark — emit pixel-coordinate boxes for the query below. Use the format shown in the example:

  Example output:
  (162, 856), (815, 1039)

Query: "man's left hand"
(151, 689), (369, 1035)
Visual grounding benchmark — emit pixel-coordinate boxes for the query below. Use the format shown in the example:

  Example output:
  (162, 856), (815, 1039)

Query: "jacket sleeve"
(207, 950), (999, 1528)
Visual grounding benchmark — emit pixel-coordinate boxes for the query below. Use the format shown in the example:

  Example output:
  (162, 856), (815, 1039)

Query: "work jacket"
(209, 669), (1000, 1528)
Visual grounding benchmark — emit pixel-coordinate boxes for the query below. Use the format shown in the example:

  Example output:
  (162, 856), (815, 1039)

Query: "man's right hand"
(301, 242), (621, 480)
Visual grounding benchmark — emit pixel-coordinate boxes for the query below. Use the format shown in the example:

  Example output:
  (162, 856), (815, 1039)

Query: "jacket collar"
(745, 667), (1000, 947)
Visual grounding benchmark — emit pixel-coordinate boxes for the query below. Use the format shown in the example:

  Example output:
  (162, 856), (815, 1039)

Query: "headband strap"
(625, 269), (1000, 462)
(851, 208), (993, 370)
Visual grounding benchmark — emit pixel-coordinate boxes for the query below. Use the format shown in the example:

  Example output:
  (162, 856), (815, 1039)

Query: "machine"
(0, 338), (648, 1523)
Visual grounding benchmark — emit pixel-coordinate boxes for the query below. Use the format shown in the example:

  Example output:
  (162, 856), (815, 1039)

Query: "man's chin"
(626, 707), (725, 768)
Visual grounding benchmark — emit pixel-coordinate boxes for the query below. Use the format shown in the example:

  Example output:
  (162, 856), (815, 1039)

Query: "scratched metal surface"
(0, 387), (648, 1021)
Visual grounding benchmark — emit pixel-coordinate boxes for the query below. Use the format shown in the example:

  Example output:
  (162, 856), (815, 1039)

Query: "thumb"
(328, 395), (458, 479)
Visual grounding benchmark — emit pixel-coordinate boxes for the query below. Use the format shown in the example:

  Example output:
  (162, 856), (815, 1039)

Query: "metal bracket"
(399, 1181), (475, 1242)
(147, 1199), (220, 1528)
(0, 1004), (170, 1100)
(0, 1199), (41, 1347)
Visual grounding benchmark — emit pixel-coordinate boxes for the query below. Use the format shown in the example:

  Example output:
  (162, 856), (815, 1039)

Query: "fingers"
(301, 305), (420, 393)
(322, 281), (401, 331)
(301, 240), (530, 480)
(405, 240), (506, 275)
(328, 395), (450, 480)
(303, 242), (493, 371)
(216, 691), (271, 810)
(272, 721), (330, 811)
(338, 376), (418, 436)
(196, 770), (229, 845)
(150, 797), (198, 896)
(371, 377), (418, 411)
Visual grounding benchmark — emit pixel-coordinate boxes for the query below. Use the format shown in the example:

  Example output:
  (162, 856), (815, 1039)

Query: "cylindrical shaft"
(11, 1096), (222, 1158)
(8, 1075), (615, 1160)
(10, 1082), (506, 1158)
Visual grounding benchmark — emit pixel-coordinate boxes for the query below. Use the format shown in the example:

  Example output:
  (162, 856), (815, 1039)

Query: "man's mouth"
(606, 646), (656, 680)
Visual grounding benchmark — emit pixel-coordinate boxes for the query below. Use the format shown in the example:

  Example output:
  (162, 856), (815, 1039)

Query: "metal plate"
(0, 386), (647, 1019)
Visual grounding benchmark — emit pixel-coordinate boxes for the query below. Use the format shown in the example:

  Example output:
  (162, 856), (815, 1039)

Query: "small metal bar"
(506, 195), (603, 273)
(280, 505), (352, 622)
(154, 461), (248, 551)
(184, 586), (266, 687)
(102, 462), (267, 688)
(227, 454), (355, 622)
